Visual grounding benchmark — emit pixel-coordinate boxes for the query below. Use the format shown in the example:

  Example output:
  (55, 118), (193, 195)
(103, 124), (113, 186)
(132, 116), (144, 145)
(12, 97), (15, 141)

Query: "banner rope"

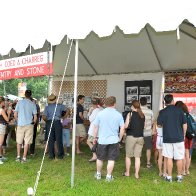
(32, 39), (73, 196)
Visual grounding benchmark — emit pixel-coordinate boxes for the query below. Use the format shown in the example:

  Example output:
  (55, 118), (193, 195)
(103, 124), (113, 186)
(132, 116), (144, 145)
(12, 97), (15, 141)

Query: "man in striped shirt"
(140, 97), (154, 168)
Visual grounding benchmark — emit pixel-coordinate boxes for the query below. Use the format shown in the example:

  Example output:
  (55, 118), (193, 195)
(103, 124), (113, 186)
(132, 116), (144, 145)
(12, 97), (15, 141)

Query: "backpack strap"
(127, 112), (132, 129)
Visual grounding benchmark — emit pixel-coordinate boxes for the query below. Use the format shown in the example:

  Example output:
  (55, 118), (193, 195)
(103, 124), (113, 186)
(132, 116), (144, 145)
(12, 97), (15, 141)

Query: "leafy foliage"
(0, 76), (48, 100)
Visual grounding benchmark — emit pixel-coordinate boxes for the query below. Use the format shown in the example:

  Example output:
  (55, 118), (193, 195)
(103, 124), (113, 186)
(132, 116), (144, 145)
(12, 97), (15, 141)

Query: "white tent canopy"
(53, 22), (196, 76)
(2, 21), (196, 75)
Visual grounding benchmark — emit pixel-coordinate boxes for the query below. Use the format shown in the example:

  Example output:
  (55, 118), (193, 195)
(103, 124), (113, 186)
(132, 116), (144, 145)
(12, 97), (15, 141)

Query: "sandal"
(182, 171), (186, 176)
(88, 158), (97, 162)
(135, 174), (140, 180)
(159, 173), (163, 177)
(122, 172), (130, 177)
(147, 163), (153, 169)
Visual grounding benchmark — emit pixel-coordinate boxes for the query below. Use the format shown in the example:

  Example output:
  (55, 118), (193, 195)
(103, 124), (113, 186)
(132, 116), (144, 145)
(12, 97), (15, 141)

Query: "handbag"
(91, 142), (98, 153)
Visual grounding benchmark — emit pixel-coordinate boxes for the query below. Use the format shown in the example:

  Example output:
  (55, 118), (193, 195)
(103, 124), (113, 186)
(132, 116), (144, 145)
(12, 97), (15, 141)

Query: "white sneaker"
(176, 176), (183, 183)
(94, 173), (101, 180)
(0, 156), (7, 161)
(106, 175), (114, 182)
(0, 160), (4, 165)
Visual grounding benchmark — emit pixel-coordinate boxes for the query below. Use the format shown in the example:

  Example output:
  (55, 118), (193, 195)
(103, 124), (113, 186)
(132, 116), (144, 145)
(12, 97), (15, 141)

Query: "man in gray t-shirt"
(140, 97), (153, 169)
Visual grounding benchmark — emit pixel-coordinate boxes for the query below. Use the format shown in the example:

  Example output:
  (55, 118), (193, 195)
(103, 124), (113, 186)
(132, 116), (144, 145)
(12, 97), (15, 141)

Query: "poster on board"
(124, 80), (153, 110)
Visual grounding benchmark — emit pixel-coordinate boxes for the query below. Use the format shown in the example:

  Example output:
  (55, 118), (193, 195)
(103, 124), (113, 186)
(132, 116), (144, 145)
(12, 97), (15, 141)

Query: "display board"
(124, 80), (153, 111)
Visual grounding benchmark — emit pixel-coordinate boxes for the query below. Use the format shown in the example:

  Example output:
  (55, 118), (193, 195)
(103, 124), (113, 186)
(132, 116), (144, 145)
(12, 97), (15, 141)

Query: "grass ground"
(0, 142), (196, 196)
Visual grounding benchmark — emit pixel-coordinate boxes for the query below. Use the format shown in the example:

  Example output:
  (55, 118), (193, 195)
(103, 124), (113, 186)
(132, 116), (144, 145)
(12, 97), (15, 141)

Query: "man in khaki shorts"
(76, 95), (86, 154)
(14, 90), (37, 163)
(157, 94), (187, 183)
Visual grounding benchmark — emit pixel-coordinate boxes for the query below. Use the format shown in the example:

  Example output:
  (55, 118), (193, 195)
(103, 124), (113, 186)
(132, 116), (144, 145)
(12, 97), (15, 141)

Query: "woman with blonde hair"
(123, 100), (145, 179)
(0, 97), (11, 164)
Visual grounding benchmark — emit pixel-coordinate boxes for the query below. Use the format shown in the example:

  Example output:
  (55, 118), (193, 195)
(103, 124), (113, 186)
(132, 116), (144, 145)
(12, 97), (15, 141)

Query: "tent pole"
(47, 43), (53, 96)
(71, 39), (79, 188)
(47, 75), (53, 96)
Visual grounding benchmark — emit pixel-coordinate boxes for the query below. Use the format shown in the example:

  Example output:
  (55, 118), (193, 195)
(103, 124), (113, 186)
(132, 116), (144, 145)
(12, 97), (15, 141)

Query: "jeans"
(30, 124), (37, 154)
(62, 129), (70, 147)
(46, 120), (64, 159)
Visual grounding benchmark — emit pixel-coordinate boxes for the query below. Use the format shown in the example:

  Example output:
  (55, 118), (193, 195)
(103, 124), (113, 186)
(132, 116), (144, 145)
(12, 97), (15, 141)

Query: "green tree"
(0, 76), (48, 100)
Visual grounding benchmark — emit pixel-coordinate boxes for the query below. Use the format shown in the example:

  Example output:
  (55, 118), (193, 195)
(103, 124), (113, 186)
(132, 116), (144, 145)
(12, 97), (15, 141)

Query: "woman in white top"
(153, 115), (167, 177)
(0, 97), (11, 164)
(86, 98), (103, 162)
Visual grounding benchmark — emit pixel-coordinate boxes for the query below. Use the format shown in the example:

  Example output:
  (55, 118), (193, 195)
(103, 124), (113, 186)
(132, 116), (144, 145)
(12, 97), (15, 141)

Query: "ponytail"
(137, 108), (145, 119)
(132, 100), (145, 119)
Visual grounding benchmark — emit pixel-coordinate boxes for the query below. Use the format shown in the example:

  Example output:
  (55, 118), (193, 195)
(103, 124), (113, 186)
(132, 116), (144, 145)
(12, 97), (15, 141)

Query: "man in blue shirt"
(14, 90), (37, 163)
(157, 94), (187, 183)
(43, 94), (66, 159)
(93, 96), (125, 181)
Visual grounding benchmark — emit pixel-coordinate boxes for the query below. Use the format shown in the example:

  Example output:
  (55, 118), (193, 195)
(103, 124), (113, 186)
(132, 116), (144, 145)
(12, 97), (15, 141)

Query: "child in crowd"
(62, 109), (72, 156)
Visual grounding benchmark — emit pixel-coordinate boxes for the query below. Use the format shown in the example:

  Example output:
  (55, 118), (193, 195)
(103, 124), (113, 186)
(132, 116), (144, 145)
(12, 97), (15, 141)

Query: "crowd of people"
(0, 90), (195, 184)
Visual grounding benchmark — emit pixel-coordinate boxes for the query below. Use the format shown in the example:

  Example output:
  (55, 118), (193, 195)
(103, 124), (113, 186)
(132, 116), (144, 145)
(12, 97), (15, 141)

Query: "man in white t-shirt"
(140, 97), (153, 168)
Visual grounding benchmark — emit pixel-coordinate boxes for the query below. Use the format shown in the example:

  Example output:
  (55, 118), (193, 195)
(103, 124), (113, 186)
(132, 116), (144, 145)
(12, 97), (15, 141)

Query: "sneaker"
(106, 175), (114, 182)
(94, 173), (101, 180)
(0, 156), (7, 161)
(0, 160), (4, 165)
(21, 158), (27, 163)
(176, 176), (183, 183)
(15, 157), (21, 162)
(165, 177), (172, 183)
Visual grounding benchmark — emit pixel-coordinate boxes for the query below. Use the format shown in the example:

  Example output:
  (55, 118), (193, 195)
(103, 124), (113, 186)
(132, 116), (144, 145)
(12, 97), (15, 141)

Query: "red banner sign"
(0, 52), (53, 80)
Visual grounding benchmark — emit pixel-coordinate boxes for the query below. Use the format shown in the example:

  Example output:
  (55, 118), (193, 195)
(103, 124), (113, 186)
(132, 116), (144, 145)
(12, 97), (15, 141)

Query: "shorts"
(144, 136), (152, 149)
(16, 125), (34, 145)
(97, 143), (119, 161)
(162, 142), (185, 160)
(185, 137), (193, 149)
(156, 136), (163, 150)
(87, 135), (94, 143)
(76, 124), (86, 137)
(126, 136), (144, 158)
(0, 124), (6, 135)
